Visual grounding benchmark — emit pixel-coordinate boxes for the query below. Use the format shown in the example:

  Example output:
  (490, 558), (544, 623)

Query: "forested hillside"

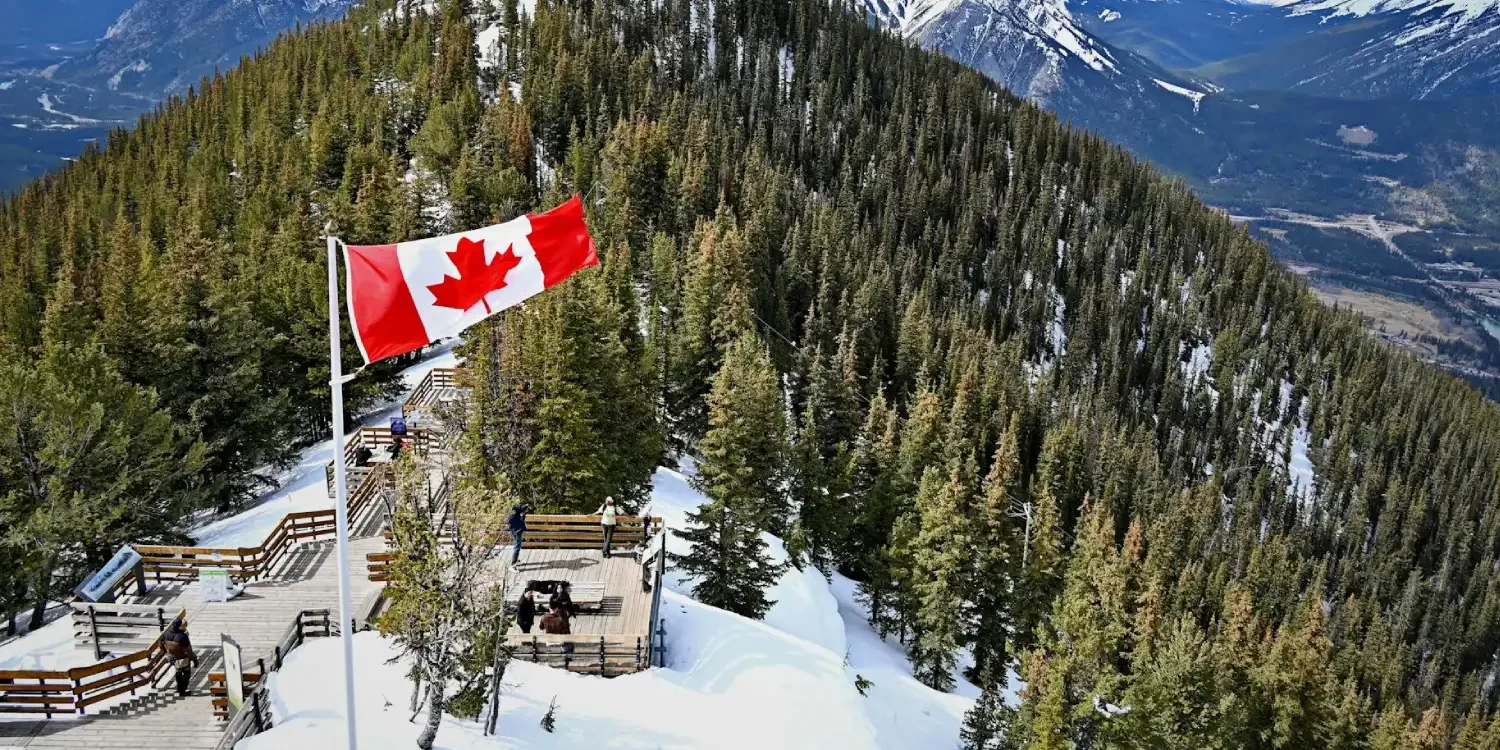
(4, 0), (1500, 745)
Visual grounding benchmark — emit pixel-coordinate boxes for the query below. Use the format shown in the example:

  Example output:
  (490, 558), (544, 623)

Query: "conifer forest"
(4, 0), (1500, 745)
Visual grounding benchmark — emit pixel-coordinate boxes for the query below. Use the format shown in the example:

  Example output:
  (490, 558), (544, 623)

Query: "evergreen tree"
(674, 333), (788, 618)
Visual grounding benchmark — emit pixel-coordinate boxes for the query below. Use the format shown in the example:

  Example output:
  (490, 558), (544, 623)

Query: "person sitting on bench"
(354, 445), (373, 467)
(387, 436), (405, 461)
(549, 582), (578, 616)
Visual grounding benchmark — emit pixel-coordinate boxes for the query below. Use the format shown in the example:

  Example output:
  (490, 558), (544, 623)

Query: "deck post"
(157, 607), (166, 632)
(251, 688), (265, 733)
(598, 637), (605, 675)
(655, 618), (667, 667)
(88, 606), (102, 661)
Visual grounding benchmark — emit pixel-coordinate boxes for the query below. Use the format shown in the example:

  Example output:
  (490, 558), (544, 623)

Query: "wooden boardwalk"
(0, 534), (386, 749)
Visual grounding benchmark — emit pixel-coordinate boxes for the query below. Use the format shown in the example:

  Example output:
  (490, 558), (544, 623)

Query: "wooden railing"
(510, 634), (652, 676)
(208, 609), (333, 720)
(366, 515), (664, 582)
(402, 367), (464, 419)
(211, 609), (335, 749)
(0, 607), (188, 716)
(133, 510), (339, 583)
(325, 426), (434, 498)
(72, 602), (178, 658)
(129, 466), (390, 588)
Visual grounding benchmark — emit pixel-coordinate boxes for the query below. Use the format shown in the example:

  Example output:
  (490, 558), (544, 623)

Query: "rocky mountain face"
(0, 0), (355, 192)
(53, 0), (357, 96)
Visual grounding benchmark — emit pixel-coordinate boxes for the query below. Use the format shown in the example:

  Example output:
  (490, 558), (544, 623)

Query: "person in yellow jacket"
(594, 496), (618, 558)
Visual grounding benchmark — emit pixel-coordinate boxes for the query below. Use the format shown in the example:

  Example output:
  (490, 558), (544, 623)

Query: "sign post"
(200, 568), (230, 603)
(222, 634), (244, 713)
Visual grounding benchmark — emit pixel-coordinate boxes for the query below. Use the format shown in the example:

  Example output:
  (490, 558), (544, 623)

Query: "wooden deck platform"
(498, 548), (655, 640)
(0, 535), (386, 749)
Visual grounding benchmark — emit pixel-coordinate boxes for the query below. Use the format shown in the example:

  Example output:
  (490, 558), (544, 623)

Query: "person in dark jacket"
(508, 503), (530, 564)
(387, 436), (405, 461)
(549, 582), (578, 616)
(517, 589), (537, 634)
(162, 619), (198, 696)
(354, 445), (373, 467)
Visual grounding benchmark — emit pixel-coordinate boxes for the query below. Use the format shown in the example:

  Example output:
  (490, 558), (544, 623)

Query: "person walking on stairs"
(162, 619), (198, 697)
(594, 496), (618, 558)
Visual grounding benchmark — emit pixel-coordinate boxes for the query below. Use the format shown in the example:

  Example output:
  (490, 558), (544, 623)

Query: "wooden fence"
(0, 608), (188, 716)
(365, 515), (663, 582)
(402, 367), (464, 419)
(211, 609), (335, 749)
(510, 634), (652, 676)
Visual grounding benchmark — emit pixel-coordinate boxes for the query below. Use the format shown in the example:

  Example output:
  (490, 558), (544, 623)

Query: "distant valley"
(0, 0), (354, 193)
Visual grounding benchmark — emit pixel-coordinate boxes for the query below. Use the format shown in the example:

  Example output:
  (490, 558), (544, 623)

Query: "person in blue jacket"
(508, 503), (531, 564)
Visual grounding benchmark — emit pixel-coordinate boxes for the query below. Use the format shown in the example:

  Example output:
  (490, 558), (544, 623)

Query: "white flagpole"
(326, 231), (360, 750)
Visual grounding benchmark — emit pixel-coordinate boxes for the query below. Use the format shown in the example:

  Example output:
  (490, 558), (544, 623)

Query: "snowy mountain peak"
(866, 0), (1119, 103)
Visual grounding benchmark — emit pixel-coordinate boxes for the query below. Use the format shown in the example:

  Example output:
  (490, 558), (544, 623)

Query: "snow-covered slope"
(238, 464), (983, 750)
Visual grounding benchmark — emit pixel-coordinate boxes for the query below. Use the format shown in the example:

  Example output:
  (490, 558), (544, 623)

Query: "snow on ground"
(192, 341), (460, 547)
(0, 609), (93, 672)
(241, 461), (976, 749)
(476, 24), (502, 71)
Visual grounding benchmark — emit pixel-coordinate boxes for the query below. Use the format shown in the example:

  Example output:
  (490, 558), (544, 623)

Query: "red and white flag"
(343, 195), (598, 364)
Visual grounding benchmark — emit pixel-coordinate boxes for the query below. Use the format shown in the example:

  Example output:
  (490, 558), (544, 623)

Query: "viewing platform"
(367, 513), (667, 676)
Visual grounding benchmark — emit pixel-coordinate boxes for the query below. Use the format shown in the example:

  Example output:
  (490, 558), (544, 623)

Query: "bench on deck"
(511, 580), (606, 610)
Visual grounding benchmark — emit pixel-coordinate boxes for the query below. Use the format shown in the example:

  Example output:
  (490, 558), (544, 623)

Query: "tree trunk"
(27, 556), (54, 631)
(27, 596), (47, 632)
(416, 681), (446, 750)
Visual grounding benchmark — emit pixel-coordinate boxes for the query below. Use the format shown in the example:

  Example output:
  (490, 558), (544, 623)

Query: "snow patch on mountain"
(1152, 78), (1206, 112)
(1294, 0), (1500, 23)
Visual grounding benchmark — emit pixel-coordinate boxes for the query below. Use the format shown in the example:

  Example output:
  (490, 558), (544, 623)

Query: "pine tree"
(674, 333), (788, 618)
(969, 418), (1021, 684)
(961, 673), (1017, 750)
(908, 460), (975, 690)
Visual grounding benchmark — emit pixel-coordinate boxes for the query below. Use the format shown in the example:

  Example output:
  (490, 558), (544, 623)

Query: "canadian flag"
(343, 195), (598, 364)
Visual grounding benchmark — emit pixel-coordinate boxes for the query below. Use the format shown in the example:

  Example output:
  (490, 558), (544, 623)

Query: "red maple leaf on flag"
(427, 236), (523, 313)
